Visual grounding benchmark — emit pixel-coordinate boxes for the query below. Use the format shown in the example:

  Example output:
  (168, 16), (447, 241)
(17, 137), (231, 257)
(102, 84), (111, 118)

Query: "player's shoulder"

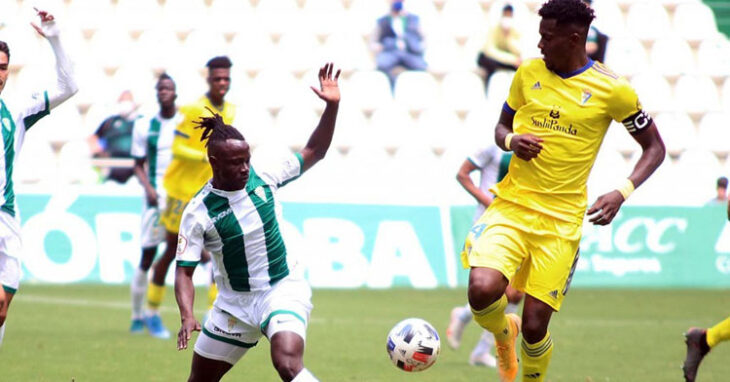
(521, 58), (547, 71)
(587, 61), (628, 86)
(185, 185), (214, 219)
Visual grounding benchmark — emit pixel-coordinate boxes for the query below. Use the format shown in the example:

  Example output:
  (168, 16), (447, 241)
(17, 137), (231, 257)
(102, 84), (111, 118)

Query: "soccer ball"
(386, 318), (441, 372)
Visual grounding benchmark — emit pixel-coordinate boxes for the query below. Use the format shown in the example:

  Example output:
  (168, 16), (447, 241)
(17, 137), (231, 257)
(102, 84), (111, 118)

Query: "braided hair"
(0, 41), (9, 60)
(195, 108), (245, 147)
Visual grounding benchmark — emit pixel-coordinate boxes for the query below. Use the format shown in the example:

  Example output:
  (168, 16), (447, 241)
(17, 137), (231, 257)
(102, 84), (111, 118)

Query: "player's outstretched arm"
(300, 62), (341, 172)
(32, 8), (78, 110)
(495, 109), (542, 161)
(175, 265), (200, 350)
(587, 122), (665, 225)
(456, 160), (493, 208)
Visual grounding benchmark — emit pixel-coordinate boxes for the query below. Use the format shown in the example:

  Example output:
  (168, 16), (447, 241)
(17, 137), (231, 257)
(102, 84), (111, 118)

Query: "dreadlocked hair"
(195, 107), (245, 147)
(538, 0), (595, 28)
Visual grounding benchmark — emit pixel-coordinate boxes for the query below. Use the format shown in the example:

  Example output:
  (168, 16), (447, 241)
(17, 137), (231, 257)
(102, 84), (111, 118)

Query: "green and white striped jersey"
(130, 112), (182, 193)
(0, 91), (51, 219)
(176, 152), (303, 296)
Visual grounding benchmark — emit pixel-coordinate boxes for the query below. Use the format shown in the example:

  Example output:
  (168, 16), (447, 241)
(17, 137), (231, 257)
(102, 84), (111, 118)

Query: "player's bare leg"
(467, 285), (525, 367)
(270, 331), (318, 381)
(520, 295), (555, 382)
(0, 289), (15, 346)
(188, 352), (233, 382)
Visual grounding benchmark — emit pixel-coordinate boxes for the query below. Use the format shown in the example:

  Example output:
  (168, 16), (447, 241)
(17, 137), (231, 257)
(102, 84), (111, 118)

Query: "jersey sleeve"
(608, 80), (653, 135)
(130, 118), (147, 159)
(176, 207), (206, 267)
(467, 145), (496, 169)
(503, 64), (526, 114)
(256, 152), (304, 189)
(15, 91), (51, 131)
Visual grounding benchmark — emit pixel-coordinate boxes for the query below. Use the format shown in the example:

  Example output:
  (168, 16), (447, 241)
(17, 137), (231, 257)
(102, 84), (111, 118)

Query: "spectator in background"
(87, 90), (139, 183)
(707, 176), (728, 205)
(583, 0), (609, 62)
(477, 4), (521, 94)
(371, 0), (427, 89)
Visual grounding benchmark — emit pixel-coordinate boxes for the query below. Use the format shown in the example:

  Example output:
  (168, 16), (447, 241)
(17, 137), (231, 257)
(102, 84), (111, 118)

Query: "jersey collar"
(555, 58), (594, 79)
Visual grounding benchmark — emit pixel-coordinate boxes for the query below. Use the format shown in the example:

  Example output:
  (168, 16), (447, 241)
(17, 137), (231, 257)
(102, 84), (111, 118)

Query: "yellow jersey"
(163, 96), (237, 201)
(493, 58), (650, 225)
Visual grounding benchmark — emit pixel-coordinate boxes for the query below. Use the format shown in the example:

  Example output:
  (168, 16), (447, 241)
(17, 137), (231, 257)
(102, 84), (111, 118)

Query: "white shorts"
(0, 212), (22, 293)
(140, 195), (166, 248)
(194, 276), (313, 365)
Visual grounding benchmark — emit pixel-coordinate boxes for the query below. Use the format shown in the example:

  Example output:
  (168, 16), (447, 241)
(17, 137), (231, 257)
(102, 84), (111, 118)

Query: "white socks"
(291, 368), (318, 382)
(458, 303), (472, 323)
(0, 323), (5, 347)
(131, 268), (148, 320)
(505, 302), (519, 315)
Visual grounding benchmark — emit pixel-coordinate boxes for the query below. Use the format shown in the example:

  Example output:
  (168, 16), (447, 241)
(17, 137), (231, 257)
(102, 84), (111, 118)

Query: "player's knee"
(521, 314), (548, 343)
(467, 269), (507, 310)
(272, 355), (303, 382)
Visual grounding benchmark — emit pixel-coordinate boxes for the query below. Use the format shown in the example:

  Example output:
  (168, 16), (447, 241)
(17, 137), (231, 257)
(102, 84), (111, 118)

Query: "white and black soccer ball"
(386, 318), (441, 372)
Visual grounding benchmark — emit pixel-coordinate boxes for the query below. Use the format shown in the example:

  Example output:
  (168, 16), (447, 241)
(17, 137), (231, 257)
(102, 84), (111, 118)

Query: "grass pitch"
(3, 285), (730, 381)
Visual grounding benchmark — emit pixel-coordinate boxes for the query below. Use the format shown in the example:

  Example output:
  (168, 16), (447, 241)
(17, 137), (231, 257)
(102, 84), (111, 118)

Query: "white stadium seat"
(486, 71), (515, 103)
(345, 70), (393, 114)
(161, 0), (209, 37)
(255, 0), (300, 40)
(134, 29), (183, 72)
(440, 71), (486, 116)
(673, 2), (719, 43)
(673, 149), (723, 205)
(390, 143), (443, 204)
(208, 0), (254, 37)
(697, 112), (730, 155)
(625, 152), (674, 206)
(696, 37), (730, 78)
(370, 104), (417, 150)
(393, 71), (439, 117)
(229, 30), (276, 78)
(722, 77), (730, 113)
(250, 69), (299, 113)
(331, 104), (368, 150)
(653, 112), (697, 154)
(440, 0), (487, 44)
(275, 33), (322, 75)
(15, 139), (57, 185)
(302, 0), (348, 39)
(321, 33), (375, 74)
(416, 107), (463, 152)
(57, 140), (98, 185)
(424, 35), (470, 75)
(347, 0), (390, 37)
(115, 0), (163, 37)
(591, 0), (626, 37)
(625, 2), (671, 42)
(233, 106), (275, 148)
(650, 37), (695, 78)
(630, 72), (674, 113)
(674, 74), (721, 115)
(587, 148), (629, 203)
(183, 30), (230, 70)
(604, 35), (650, 77)
(275, 105), (320, 149)
(602, 122), (639, 155)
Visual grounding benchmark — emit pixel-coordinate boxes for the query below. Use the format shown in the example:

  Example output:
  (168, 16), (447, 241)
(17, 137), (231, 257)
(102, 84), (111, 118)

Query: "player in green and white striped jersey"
(0, 9), (78, 347)
(128, 73), (183, 337)
(175, 63), (340, 382)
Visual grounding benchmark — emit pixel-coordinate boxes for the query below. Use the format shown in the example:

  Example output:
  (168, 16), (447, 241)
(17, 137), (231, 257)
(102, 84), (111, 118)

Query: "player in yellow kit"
(461, 0), (666, 380)
(143, 56), (237, 338)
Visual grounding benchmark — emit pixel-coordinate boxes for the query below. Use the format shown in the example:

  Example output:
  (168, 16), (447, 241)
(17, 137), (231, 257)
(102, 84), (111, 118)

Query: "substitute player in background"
(461, 0), (665, 380)
(128, 73), (183, 335)
(175, 62), (340, 382)
(447, 145), (524, 368)
(145, 56), (237, 338)
(0, 9), (78, 347)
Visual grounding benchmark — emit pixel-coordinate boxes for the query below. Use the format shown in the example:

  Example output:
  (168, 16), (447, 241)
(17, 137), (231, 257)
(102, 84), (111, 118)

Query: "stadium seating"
(2, 0), (726, 207)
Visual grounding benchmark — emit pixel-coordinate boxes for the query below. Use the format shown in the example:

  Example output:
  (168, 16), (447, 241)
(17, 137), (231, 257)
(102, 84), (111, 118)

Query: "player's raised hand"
(311, 62), (341, 104)
(177, 316), (201, 350)
(511, 133), (543, 161)
(587, 190), (624, 225)
(31, 8), (60, 39)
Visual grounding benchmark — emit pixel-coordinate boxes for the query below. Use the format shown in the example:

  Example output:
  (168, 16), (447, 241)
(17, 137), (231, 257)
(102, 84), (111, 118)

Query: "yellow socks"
(471, 295), (512, 342)
(207, 283), (218, 311)
(146, 282), (166, 310)
(707, 316), (730, 348)
(521, 332), (554, 382)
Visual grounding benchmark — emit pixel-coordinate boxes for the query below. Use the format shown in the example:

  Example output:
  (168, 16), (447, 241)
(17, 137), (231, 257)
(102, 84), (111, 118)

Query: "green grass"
(3, 285), (730, 381)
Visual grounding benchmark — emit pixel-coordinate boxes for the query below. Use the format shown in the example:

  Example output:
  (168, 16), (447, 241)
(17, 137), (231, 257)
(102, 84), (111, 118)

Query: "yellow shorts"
(160, 194), (189, 234)
(461, 198), (581, 311)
